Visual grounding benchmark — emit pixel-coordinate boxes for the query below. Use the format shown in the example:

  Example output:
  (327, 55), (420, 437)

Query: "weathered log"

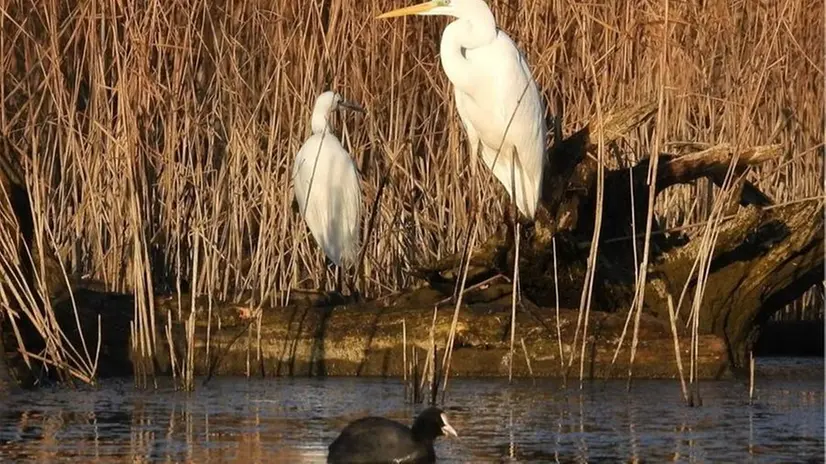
(415, 200), (822, 371)
(47, 287), (729, 380)
(647, 200), (824, 366)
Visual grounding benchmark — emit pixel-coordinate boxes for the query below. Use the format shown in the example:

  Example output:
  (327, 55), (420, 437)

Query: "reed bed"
(0, 0), (822, 384)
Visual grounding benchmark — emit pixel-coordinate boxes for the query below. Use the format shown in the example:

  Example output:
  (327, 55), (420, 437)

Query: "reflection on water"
(0, 358), (822, 463)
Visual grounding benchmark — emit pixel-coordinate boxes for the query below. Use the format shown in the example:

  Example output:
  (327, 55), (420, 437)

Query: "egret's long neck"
(439, 6), (496, 92)
(310, 104), (333, 134)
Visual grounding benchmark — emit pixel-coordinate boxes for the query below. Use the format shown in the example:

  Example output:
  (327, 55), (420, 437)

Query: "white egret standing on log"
(377, 0), (547, 382)
(293, 90), (365, 293)
(377, 0), (547, 220)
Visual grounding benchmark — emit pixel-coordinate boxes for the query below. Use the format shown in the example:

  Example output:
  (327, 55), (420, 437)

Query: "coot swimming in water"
(327, 407), (458, 463)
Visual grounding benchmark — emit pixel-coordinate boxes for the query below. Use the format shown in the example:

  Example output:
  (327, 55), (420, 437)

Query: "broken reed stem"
(14, 350), (94, 385)
(577, 145), (604, 386)
(666, 294), (689, 404)
(690, 289), (701, 406)
(520, 337), (534, 382)
(435, 274), (507, 307)
(609, 291), (639, 369)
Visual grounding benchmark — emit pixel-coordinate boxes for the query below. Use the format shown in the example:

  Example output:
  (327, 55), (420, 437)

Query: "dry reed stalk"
(565, 5), (609, 387)
(508, 221), (519, 384)
(428, 327), (438, 405)
(682, 158), (744, 406)
(605, 166), (644, 377)
(402, 318), (407, 384)
(44, 225), (100, 379)
(749, 350), (755, 404)
(184, 310), (196, 392)
(164, 309), (178, 386)
(440, 223), (477, 395)
(626, 0), (670, 388)
(519, 337), (534, 381)
(0, 168), (99, 383)
(551, 237), (565, 380)
(425, 305), (438, 404)
(255, 308), (263, 376)
(680, 14), (788, 404)
(245, 319), (252, 379)
(665, 294), (689, 404)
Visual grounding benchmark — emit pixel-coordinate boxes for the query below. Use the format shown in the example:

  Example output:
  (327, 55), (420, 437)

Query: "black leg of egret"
(345, 269), (360, 302)
(502, 202), (516, 267)
(334, 264), (343, 295)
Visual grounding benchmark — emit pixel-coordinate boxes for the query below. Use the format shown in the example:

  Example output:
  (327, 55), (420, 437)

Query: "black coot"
(327, 406), (458, 464)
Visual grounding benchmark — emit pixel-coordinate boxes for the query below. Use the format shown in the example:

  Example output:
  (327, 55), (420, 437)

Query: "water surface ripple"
(0, 357), (822, 463)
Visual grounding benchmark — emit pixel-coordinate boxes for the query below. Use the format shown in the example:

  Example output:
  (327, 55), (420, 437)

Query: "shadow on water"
(0, 358), (821, 463)
(310, 306), (334, 376)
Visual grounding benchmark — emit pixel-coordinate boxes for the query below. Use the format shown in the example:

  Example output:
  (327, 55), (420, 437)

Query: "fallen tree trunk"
(412, 199), (822, 373)
(49, 287), (729, 380)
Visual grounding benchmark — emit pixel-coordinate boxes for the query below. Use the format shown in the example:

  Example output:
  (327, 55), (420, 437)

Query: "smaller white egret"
(293, 90), (365, 283)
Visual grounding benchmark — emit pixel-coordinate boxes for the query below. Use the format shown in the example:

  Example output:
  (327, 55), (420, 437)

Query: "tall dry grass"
(0, 0), (823, 380)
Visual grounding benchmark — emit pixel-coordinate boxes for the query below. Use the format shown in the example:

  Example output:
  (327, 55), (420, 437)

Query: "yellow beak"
(376, 1), (439, 19)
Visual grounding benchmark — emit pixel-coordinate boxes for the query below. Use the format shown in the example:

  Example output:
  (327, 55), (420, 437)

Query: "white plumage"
(293, 91), (363, 267)
(379, 0), (547, 219)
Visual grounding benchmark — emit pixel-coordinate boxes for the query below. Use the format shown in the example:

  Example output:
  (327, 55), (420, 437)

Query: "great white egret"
(293, 90), (365, 278)
(377, 0), (547, 383)
(377, 0), (547, 220)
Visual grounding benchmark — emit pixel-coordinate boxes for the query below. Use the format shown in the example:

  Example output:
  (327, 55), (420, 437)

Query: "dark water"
(0, 358), (822, 463)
